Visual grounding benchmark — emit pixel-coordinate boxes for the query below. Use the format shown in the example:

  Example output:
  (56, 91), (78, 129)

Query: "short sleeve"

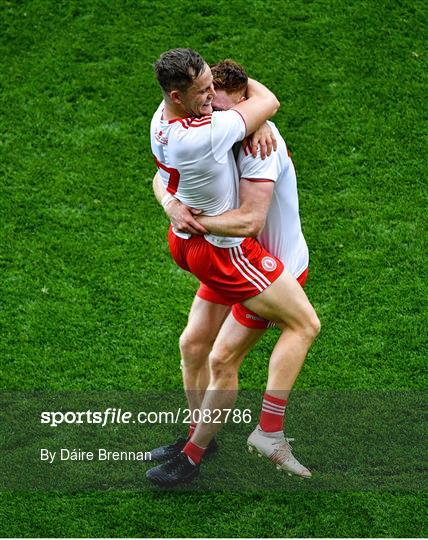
(238, 144), (281, 182)
(211, 110), (246, 164)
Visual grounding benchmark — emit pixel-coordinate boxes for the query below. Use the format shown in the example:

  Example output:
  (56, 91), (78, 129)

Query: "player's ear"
(238, 95), (246, 103)
(169, 90), (182, 105)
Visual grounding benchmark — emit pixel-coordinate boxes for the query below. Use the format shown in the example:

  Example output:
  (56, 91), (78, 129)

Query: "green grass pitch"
(1, 0), (427, 536)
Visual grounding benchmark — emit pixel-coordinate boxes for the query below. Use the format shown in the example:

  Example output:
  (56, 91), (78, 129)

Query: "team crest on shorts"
(261, 256), (277, 272)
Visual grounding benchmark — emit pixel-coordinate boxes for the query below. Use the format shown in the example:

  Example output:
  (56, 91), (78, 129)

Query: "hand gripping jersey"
(151, 101), (246, 248)
(237, 122), (309, 279)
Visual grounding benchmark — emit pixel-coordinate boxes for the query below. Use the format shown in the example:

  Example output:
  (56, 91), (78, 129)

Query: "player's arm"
(152, 172), (208, 235)
(233, 79), (280, 137)
(194, 179), (274, 238)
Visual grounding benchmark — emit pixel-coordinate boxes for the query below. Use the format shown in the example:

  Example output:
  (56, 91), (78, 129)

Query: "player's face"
(212, 89), (242, 112)
(180, 64), (216, 117)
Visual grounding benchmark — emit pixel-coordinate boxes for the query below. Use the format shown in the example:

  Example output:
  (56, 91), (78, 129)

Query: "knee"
(179, 330), (210, 370)
(208, 349), (238, 382)
(288, 307), (320, 343)
(304, 312), (321, 341)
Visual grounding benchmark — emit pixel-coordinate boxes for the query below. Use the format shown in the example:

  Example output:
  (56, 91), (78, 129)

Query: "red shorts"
(232, 267), (309, 329)
(168, 227), (284, 305)
(197, 267), (309, 330)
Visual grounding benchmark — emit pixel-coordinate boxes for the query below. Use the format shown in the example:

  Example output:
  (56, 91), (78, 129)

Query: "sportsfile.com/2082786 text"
(40, 407), (253, 427)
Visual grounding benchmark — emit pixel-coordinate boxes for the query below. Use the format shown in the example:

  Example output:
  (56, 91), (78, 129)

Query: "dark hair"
(210, 59), (248, 94)
(154, 48), (206, 93)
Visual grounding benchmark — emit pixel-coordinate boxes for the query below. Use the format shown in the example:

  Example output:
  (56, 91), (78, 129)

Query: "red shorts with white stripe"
(168, 227), (283, 305)
(231, 267), (309, 329)
(197, 267), (309, 329)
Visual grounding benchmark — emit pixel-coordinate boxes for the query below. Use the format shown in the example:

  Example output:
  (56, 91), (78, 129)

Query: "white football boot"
(247, 425), (312, 478)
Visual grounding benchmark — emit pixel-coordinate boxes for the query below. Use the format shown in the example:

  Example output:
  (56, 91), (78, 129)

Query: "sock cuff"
(183, 440), (206, 465)
(263, 392), (288, 406)
(186, 440), (206, 451)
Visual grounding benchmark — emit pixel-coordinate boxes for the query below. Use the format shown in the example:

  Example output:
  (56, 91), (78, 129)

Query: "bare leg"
(244, 269), (320, 401)
(179, 296), (230, 414)
(190, 269), (320, 447)
(192, 315), (265, 447)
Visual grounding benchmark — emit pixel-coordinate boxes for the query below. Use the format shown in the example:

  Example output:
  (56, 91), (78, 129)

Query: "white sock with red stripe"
(259, 392), (287, 432)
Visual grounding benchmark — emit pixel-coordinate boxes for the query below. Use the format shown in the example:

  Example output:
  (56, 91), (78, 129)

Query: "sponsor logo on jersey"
(155, 129), (168, 145)
(261, 256), (277, 272)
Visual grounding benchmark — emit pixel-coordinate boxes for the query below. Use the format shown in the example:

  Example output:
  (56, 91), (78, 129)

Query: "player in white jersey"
(240, 124), (308, 278)
(146, 51), (320, 487)
(151, 94), (314, 478)
(151, 101), (244, 249)
(182, 119), (310, 331)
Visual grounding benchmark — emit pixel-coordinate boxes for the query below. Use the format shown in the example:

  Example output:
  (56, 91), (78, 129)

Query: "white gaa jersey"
(151, 101), (246, 248)
(238, 122), (309, 278)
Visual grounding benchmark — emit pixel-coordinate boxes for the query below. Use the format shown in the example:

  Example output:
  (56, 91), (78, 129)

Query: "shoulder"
(150, 101), (166, 126)
(238, 137), (281, 180)
(169, 115), (212, 131)
(168, 116), (213, 138)
(212, 109), (245, 128)
(167, 116), (213, 156)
